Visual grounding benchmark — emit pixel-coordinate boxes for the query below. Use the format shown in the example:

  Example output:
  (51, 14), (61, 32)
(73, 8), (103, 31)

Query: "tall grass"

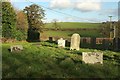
(2, 42), (120, 78)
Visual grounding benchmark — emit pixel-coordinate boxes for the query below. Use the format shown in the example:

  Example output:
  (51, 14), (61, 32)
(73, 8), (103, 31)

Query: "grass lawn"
(2, 42), (120, 78)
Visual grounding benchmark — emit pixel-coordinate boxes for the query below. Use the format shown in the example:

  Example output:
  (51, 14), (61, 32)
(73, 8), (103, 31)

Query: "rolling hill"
(41, 22), (103, 38)
(45, 22), (101, 29)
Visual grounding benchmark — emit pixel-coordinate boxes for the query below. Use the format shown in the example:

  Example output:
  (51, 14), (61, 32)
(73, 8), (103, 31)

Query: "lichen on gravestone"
(82, 52), (103, 64)
(10, 45), (23, 52)
(70, 33), (80, 50)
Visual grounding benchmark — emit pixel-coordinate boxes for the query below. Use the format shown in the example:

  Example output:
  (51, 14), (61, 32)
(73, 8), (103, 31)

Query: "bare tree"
(52, 19), (61, 30)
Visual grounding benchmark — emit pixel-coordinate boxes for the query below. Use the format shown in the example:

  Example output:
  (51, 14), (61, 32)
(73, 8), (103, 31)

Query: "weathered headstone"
(70, 33), (80, 50)
(82, 52), (103, 64)
(10, 45), (23, 52)
(58, 38), (65, 48)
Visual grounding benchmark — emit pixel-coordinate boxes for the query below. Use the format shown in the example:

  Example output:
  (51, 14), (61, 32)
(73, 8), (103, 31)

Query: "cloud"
(50, 0), (72, 9)
(64, 17), (80, 22)
(74, 1), (101, 12)
(44, 16), (103, 23)
(50, 0), (101, 12)
(63, 17), (102, 22)
(99, 9), (118, 16)
(9, 0), (49, 2)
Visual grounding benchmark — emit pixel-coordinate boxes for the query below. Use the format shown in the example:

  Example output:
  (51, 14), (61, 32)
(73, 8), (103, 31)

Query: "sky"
(10, 0), (119, 23)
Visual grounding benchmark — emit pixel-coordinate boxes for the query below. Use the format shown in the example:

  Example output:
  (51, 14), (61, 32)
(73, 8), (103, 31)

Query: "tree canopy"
(16, 10), (28, 32)
(15, 10), (28, 40)
(24, 4), (45, 32)
(24, 4), (45, 41)
(2, 2), (17, 38)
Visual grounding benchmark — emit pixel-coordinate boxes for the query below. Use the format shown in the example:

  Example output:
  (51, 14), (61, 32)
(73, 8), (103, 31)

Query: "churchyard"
(2, 34), (120, 78)
(1, 1), (120, 79)
(2, 22), (120, 79)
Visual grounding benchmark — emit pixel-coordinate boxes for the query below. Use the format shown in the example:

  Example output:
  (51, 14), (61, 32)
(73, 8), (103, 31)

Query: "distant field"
(42, 22), (103, 38)
(41, 30), (103, 38)
(45, 22), (101, 29)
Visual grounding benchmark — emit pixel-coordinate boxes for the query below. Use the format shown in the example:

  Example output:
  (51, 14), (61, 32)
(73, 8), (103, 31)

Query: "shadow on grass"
(2, 43), (120, 78)
(103, 55), (112, 60)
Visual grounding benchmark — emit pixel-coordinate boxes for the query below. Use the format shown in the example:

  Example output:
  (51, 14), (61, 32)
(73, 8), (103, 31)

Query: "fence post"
(102, 39), (110, 50)
(91, 37), (96, 49)
(118, 38), (120, 51)
(102, 39), (105, 50)
(113, 38), (120, 51)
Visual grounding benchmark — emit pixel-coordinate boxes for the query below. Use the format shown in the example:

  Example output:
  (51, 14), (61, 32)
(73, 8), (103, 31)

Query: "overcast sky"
(10, 0), (119, 23)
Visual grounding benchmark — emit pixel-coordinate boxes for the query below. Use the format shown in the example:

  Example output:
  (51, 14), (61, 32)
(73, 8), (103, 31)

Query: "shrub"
(15, 30), (27, 41)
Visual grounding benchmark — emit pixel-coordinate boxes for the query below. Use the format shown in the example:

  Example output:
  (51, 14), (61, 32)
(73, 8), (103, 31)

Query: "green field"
(42, 30), (103, 38)
(45, 22), (101, 29)
(42, 22), (103, 38)
(2, 42), (120, 78)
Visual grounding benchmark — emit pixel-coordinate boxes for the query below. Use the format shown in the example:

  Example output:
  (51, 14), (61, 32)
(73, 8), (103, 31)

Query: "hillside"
(2, 42), (120, 78)
(41, 22), (103, 38)
(45, 22), (101, 29)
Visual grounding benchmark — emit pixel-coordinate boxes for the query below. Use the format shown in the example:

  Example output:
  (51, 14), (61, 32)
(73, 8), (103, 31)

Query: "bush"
(15, 30), (27, 41)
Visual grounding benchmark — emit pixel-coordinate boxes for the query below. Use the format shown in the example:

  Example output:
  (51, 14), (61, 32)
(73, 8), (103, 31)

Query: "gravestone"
(49, 37), (53, 42)
(10, 45), (23, 52)
(82, 52), (103, 64)
(65, 40), (70, 47)
(70, 33), (80, 50)
(57, 38), (65, 48)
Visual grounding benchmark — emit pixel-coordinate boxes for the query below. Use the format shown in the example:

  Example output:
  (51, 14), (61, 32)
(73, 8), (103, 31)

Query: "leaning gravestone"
(70, 33), (80, 50)
(10, 45), (23, 52)
(58, 38), (65, 48)
(82, 52), (103, 64)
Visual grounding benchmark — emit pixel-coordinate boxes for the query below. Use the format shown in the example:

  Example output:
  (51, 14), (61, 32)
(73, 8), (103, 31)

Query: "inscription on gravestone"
(82, 52), (103, 64)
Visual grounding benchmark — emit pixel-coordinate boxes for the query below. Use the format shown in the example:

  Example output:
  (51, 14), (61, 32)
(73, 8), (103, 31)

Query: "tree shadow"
(26, 29), (40, 42)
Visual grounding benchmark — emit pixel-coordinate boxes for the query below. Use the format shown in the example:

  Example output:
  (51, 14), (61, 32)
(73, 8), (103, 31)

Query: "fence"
(40, 36), (120, 51)
(80, 37), (113, 50)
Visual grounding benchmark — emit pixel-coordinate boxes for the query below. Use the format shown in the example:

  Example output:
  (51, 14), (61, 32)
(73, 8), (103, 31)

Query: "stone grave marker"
(10, 45), (23, 52)
(58, 38), (65, 48)
(70, 33), (80, 50)
(82, 52), (103, 64)
(49, 37), (53, 42)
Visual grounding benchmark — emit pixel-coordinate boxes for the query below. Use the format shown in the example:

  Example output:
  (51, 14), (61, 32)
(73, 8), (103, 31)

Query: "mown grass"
(2, 42), (120, 78)
(45, 22), (101, 29)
